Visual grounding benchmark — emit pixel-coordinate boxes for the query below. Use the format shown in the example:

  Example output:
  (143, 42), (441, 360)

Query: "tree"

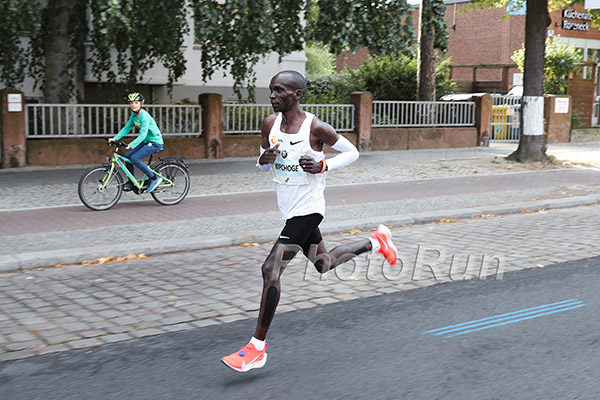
(0, 0), (40, 88)
(512, 37), (581, 95)
(2, 0), (189, 103)
(468, 0), (579, 163)
(0, 0), (439, 103)
(416, 0), (448, 101)
(1, 0), (303, 103)
(307, 0), (416, 58)
(506, 0), (551, 163)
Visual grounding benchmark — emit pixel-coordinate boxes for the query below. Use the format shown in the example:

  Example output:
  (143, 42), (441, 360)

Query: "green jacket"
(115, 109), (164, 149)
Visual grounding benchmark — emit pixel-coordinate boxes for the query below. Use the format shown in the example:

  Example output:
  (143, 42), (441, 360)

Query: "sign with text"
(562, 9), (593, 30)
(7, 93), (22, 112)
(555, 97), (570, 114)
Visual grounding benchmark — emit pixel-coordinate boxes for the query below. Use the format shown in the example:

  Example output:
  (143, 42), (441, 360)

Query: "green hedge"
(303, 54), (456, 104)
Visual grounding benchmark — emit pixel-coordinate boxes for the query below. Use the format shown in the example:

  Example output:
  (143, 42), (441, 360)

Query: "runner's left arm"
(300, 119), (359, 173)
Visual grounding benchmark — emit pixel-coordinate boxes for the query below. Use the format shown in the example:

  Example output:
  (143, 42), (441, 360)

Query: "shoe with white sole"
(222, 342), (268, 372)
(371, 224), (398, 265)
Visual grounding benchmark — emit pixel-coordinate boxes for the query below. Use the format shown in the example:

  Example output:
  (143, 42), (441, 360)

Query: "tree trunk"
(43, 0), (83, 103)
(417, 0), (436, 102)
(507, 0), (551, 163)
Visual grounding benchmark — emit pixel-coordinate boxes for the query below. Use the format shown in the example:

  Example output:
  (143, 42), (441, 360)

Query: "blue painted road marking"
(424, 299), (587, 338)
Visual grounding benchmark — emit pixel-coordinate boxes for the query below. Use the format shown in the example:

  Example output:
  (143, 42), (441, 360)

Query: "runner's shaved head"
(275, 70), (307, 99)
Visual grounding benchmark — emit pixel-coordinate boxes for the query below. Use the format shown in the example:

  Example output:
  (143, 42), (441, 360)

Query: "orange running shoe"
(222, 342), (268, 372)
(371, 224), (398, 265)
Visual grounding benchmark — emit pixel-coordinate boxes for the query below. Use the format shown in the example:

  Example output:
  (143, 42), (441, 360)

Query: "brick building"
(337, 1), (600, 126)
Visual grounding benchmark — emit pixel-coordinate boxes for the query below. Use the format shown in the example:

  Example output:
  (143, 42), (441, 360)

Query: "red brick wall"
(336, 47), (370, 72)
(423, 4), (525, 82)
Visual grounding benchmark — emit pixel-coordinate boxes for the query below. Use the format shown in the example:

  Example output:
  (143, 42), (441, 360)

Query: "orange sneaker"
(222, 342), (268, 372)
(371, 224), (398, 265)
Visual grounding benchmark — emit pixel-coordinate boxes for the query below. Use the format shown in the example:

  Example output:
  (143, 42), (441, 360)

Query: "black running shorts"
(277, 213), (324, 255)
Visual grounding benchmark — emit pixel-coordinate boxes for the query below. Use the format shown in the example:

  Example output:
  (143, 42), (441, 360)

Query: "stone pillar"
(198, 93), (223, 158)
(350, 91), (373, 152)
(1, 89), (27, 168)
(471, 93), (492, 146)
(544, 94), (572, 143)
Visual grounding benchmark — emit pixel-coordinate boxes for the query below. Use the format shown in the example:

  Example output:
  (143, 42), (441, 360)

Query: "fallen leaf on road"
(474, 214), (496, 219)
(83, 253), (147, 266)
(241, 242), (260, 247)
(433, 218), (457, 224)
(53, 264), (65, 268)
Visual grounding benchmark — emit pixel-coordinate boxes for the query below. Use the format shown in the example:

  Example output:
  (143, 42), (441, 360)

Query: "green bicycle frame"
(100, 152), (173, 191)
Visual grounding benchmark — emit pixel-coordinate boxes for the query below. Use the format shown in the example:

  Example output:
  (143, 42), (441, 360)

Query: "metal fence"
(372, 100), (476, 127)
(26, 100), (480, 139)
(222, 103), (355, 134)
(26, 104), (202, 138)
(491, 95), (521, 142)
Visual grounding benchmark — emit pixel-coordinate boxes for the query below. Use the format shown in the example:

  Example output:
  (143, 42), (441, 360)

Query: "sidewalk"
(1, 142), (600, 272)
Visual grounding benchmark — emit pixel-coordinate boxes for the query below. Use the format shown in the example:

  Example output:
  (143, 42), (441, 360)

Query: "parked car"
(506, 85), (523, 97)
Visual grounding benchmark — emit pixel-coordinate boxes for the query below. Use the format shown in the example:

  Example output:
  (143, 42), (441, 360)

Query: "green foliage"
(194, 0), (304, 102)
(421, 0), (449, 52)
(352, 54), (455, 100)
(511, 38), (581, 94)
(88, 0), (188, 92)
(1, 0), (447, 103)
(305, 43), (336, 77)
(304, 73), (359, 104)
(307, 0), (416, 57)
(571, 108), (583, 129)
(0, 0), (40, 87)
(303, 54), (456, 103)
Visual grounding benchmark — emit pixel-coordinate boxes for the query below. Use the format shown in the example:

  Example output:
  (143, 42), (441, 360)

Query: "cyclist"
(109, 93), (164, 193)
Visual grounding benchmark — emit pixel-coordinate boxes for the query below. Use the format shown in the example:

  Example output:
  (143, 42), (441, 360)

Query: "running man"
(222, 70), (398, 372)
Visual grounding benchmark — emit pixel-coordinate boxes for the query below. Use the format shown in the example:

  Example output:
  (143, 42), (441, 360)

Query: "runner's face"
(129, 101), (142, 113)
(269, 75), (299, 112)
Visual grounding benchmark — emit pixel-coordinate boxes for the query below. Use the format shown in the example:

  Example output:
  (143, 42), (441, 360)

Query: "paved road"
(1, 256), (597, 400)
(3, 168), (599, 237)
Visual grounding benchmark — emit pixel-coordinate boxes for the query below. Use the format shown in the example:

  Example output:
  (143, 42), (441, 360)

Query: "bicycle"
(78, 141), (191, 211)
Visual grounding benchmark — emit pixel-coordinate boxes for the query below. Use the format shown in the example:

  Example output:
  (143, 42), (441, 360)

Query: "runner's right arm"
(257, 115), (279, 171)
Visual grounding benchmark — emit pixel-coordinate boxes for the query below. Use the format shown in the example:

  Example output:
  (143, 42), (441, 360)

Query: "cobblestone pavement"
(1, 203), (599, 361)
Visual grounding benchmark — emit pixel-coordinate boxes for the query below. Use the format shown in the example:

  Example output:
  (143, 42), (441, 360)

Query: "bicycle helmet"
(127, 92), (144, 103)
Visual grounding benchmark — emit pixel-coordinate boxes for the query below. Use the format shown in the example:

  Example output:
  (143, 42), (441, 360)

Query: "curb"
(2, 194), (599, 274)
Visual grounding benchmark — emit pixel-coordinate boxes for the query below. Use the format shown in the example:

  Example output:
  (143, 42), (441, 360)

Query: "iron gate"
(491, 95), (521, 142)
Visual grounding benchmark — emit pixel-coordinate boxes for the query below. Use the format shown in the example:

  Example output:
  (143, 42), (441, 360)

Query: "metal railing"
(26, 104), (202, 138)
(222, 103), (355, 134)
(372, 100), (476, 127)
(491, 95), (521, 142)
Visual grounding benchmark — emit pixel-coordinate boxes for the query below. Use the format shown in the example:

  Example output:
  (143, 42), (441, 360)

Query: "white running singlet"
(269, 112), (326, 220)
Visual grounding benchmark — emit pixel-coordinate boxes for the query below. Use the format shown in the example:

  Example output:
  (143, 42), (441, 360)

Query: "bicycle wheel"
(151, 163), (190, 206)
(78, 166), (123, 211)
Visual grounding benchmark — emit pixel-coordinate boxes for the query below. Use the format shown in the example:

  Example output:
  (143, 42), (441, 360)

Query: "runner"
(222, 70), (398, 372)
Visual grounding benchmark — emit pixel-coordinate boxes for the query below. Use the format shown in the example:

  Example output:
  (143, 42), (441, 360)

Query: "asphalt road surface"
(1, 256), (598, 400)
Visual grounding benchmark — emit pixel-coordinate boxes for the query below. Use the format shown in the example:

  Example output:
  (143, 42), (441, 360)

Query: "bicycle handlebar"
(106, 139), (128, 148)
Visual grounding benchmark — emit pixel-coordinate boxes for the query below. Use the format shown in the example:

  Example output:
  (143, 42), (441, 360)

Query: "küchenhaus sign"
(562, 9), (593, 31)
